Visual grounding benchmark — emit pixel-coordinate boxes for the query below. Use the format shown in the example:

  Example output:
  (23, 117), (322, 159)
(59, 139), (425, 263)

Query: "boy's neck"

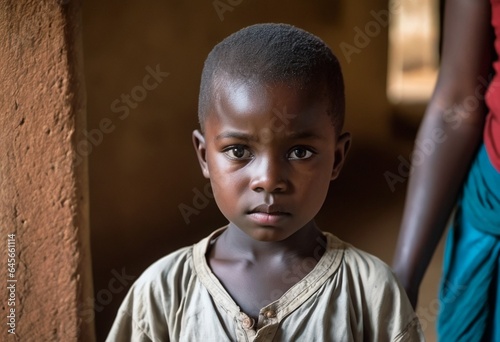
(217, 221), (326, 262)
(208, 221), (327, 320)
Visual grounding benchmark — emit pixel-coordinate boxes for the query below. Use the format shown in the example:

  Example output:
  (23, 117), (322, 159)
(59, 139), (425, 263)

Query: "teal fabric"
(461, 144), (500, 236)
(437, 145), (500, 341)
(437, 209), (500, 341)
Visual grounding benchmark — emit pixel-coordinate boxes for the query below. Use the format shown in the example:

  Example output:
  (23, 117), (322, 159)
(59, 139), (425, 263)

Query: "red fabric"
(485, 0), (500, 171)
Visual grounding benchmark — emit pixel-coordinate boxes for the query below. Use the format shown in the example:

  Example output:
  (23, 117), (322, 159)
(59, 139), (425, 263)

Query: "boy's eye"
(288, 147), (314, 160)
(223, 146), (252, 160)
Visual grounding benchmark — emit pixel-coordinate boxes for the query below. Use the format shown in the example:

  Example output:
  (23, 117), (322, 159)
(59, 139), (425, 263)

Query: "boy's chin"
(240, 226), (297, 242)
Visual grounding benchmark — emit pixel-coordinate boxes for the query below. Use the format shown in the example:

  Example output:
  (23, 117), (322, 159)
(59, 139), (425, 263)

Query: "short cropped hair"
(198, 23), (345, 134)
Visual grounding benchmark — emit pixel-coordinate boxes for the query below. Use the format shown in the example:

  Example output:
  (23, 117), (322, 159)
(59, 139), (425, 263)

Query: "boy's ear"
(331, 132), (351, 181)
(192, 130), (210, 179)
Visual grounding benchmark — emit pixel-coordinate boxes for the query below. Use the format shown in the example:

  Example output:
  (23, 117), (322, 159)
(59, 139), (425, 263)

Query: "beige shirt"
(106, 228), (424, 342)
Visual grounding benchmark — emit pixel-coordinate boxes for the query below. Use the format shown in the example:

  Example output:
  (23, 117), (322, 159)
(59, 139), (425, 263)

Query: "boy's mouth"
(247, 204), (291, 225)
(248, 204), (290, 215)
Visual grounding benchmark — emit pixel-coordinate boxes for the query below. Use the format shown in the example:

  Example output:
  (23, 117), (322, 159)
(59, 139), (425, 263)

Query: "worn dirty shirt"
(106, 228), (424, 342)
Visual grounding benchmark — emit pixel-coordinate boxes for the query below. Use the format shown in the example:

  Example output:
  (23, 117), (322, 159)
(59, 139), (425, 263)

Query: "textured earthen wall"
(0, 0), (94, 341)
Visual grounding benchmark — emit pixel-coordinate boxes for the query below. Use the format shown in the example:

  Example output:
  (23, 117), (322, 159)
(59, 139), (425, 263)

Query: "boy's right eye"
(223, 146), (252, 160)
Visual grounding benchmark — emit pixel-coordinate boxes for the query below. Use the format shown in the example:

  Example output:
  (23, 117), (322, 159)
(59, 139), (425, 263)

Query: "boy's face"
(193, 78), (350, 242)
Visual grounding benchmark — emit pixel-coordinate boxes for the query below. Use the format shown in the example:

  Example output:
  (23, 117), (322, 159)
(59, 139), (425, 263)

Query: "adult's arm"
(392, 0), (494, 308)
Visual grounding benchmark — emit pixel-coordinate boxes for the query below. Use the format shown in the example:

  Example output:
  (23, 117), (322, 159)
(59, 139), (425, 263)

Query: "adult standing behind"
(393, 0), (500, 341)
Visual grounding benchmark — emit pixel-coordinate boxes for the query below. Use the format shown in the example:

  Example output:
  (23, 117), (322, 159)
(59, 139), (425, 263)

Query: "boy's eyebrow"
(215, 131), (257, 141)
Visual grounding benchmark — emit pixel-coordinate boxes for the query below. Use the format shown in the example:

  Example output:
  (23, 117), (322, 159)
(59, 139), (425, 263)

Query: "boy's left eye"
(288, 147), (314, 160)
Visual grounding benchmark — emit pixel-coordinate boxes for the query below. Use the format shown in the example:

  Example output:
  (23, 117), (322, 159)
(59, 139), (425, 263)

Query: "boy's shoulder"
(325, 232), (406, 299)
(327, 232), (394, 270)
(335, 234), (398, 281)
(327, 233), (422, 339)
(138, 245), (194, 283)
(107, 233), (213, 337)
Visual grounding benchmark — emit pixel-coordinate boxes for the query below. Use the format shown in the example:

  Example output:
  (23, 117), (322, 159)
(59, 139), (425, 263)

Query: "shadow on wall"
(82, 0), (415, 340)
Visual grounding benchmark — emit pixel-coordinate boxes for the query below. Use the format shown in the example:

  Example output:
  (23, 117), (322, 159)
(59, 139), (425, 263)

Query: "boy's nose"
(250, 157), (288, 193)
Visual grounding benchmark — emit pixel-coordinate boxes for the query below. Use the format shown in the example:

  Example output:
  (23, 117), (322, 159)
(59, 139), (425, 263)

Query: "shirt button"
(264, 310), (276, 319)
(242, 317), (255, 330)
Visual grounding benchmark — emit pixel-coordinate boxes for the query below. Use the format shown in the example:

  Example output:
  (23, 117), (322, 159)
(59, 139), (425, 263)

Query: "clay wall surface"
(0, 1), (94, 341)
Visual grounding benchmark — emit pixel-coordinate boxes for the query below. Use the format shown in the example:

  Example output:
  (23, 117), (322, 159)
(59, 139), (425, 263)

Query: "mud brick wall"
(0, 0), (95, 340)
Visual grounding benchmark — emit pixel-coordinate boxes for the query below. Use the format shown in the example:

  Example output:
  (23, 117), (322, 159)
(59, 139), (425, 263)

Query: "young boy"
(107, 23), (423, 341)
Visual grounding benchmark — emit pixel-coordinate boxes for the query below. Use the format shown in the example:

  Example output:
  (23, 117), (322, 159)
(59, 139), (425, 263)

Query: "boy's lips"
(248, 204), (290, 215)
(247, 204), (291, 225)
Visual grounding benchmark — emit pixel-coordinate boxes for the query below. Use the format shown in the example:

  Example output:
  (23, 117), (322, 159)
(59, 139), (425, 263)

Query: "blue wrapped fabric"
(461, 144), (500, 236)
(438, 145), (500, 341)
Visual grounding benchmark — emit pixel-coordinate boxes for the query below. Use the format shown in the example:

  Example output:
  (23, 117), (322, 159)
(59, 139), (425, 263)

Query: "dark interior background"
(82, 1), (443, 341)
